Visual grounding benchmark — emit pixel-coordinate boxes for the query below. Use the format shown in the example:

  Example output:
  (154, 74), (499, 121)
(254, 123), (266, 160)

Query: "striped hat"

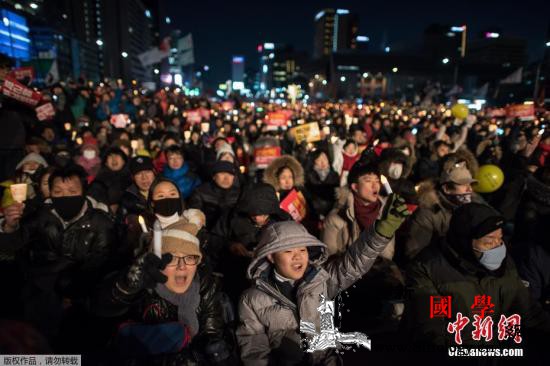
(162, 209), (206, 262)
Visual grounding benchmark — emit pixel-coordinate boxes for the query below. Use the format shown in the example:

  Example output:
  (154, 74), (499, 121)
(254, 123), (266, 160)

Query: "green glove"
(375, 194), (410, 238)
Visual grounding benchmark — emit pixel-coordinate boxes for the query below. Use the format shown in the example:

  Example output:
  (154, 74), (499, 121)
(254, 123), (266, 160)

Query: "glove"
(117, 252), (172, 295)
(375, 194), (410, 239)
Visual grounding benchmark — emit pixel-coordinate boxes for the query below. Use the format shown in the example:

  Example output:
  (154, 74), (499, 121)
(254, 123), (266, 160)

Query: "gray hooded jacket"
(236, 221), (390, 365)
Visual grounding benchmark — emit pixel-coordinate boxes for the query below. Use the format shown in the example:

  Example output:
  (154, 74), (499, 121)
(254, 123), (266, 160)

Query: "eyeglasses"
(166, 255), (200, 268)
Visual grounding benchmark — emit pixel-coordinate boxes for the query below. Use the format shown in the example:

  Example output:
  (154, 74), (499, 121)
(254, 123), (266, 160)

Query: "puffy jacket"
(403, 182), (485, 262)
(120, 183), (148, 217)
(188, 180), (241, 230)
(236, 222), (391, 366)
(402, 241), (550, 347)
(304, 168), (339, 218)
(322, 187), (394, 260)
(0, 199), (116, 296)
(97, 267), (234, 366)
(88, 166), (133, 206)
(162, 163), (201, 200)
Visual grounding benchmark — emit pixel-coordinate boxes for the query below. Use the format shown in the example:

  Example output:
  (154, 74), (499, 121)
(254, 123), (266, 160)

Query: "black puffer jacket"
(97, 267), (234, 366)
(188, 180), (241, 230)
(305, 168), (339, 218)
(120, 183), (148, 217)
(88, 166), (133, 206)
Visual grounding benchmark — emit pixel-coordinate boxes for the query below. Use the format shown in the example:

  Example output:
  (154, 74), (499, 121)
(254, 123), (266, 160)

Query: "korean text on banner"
(291, 122), (321, 144)
(506, 104), (534, 120)
(110, 114), (130, 128)
(279, 189), (307, 222)
(35, 102), (56, 121)
(9, 66), (35, 83)
(186, 110), (202, 124)
(254, 146), (281, 169)
(266, 111), (290, 130)
(1, 76), (42, 106)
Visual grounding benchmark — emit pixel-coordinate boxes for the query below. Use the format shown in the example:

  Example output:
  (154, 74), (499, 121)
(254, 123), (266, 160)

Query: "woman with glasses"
(97, 209), (237, 365)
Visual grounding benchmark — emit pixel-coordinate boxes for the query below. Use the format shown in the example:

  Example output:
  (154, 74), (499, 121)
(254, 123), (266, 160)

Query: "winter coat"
(188, 180), (241, 230)
(88, 166), (133, 206)
(120, 183), (148, 217)
(403, 181), (484, 262)
(304, 168), (339, 218)
(162, 163), (201, 200)
(96, 267), (233, 366)
(322, 187), (394, 260)
(263, 155), (305, 192)
(236, 222), (391, 366)
(402, 240), (550, 347)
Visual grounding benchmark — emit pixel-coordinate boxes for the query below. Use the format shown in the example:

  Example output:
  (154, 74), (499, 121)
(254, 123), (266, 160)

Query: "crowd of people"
(1, 52), (550, 365)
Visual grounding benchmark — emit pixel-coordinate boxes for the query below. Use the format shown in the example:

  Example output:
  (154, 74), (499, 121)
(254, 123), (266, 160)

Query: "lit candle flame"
(380, 175), (393, 194)
(138, 215), (148, 233)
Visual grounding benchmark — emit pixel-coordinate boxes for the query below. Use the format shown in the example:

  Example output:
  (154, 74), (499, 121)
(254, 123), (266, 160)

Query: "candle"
(138, 215), (148, 233)
(64, 122), (71, 131)
(380, 175), (393, 195)
(131, 140), (138, 150)
(153, 220), (162, 258)
(184, 130), (191, 141)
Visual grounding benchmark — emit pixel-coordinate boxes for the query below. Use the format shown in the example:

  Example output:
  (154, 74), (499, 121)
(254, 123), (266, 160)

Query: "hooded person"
(87, 146), (132, 213)
(96, 210), (237, 365)
(304, 150), (340, 220)
(210, 183), (292, 302)
(120, 156), (156, 217)
(403, 153), (485, 263)
(1, 152), (48, 208)
(376, 147), (417, 205)
(188, 160), (242, 231)
(402, 203), (550, 350)
(236, 195), (410, 366)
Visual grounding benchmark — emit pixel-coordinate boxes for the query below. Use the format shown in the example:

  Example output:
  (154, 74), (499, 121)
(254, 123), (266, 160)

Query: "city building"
(313, 8), (358, 59)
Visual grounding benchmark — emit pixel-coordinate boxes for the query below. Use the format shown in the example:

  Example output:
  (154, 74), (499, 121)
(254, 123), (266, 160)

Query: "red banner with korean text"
(1, 76), (42, 106)
(9, 66), (35, 83)
(186, 109), (202, 124)
(35, 102), (56, 121)
(254, 146), (281, 169)
(279, 189), (307, 222)
(506, 104), (534, 120)
(266, 110), (292, 130)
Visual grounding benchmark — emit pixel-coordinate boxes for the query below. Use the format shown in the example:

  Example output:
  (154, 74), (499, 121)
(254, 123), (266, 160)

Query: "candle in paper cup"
(184, 130), (191, 141)
(64, 122), (71, 131)
(10, 183), (27, 203)
(380, 175), (393, 195)
(131, 140), (138, 150)
(201, 122), (210, 133)
(322, 126), (330, 135)
(138, 215), (148, 233)
(153, 220), (162, 258)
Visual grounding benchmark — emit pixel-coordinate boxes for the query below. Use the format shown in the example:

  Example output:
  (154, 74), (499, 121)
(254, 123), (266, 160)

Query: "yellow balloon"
(474, 165), (504, 193)
(451, 104), (469, 120)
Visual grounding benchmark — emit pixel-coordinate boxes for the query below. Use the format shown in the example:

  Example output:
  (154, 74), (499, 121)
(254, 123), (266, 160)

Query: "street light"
(153, 68), (159, 75)
(362, 72), (369, 78)
(96, 39), (103, 46)
(392, 67), (398, 73)
(546, 41), (550, 47)
(29, 2), (38, 9)
(121, 51), (128, 58)
(384, 46), (391, 53)
(442, 58), (450, 64)
(340, 76), (346, 82)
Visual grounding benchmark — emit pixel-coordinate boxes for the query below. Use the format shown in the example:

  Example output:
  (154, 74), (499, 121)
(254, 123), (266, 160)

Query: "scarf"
(155, 275), (201, 337)
(314, 167), (330, 182)
(353, 194), (381, 231)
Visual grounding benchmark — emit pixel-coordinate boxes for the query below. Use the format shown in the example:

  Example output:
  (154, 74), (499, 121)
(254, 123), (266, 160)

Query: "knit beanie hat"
(216, 143), (235, 160)
(161, 209), (206, 262)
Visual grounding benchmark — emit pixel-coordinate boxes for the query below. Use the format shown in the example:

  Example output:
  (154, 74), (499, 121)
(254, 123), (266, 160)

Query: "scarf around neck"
(155, 275), (201, 337)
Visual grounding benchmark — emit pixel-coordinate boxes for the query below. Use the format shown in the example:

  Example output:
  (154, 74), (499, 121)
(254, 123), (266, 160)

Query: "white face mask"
(24, 169), (36, 175)
(83, 150), (96, 160)
(388, 163), (403, 179)
(156, 212), (180, 229)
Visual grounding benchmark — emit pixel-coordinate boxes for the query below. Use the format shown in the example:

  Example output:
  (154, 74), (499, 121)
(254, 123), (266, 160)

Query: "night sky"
(167, 0), (549, 85)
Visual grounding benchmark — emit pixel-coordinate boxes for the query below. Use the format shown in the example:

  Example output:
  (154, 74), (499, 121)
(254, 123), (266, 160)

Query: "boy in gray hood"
(236, 194), (410, 365)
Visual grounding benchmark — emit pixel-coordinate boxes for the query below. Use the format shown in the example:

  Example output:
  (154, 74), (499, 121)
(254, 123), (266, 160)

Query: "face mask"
(388, 163), (403, 179)
(315, 168), (330, 181)
(447, 193), (472, 205)
(24, 169), (37, 175)
(83, 150), (96, 160)
(156, 212), (180, 229)
(477, 244), (506, 271)
(52, 195), (85, 222)
(153, 197), (182, 217)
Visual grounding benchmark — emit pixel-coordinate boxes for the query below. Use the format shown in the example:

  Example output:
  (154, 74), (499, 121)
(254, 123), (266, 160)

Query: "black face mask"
(153, 198), (182, 217)
(52, 195), (86, 222)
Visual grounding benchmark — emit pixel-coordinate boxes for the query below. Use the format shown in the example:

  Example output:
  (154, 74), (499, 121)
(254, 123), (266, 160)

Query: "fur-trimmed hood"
(378, 148), (413, 179)
(263, 155), (305, 191)
(441, 148), (479, 179)
(416, 179), (484, 211)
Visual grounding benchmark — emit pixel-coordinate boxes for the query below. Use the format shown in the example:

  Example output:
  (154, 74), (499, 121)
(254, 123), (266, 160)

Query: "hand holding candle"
(138, 215), (148, 233)
(153, 220), (162, 258)
(380, 175), (393, 195)
(10, 183), (27, 203)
